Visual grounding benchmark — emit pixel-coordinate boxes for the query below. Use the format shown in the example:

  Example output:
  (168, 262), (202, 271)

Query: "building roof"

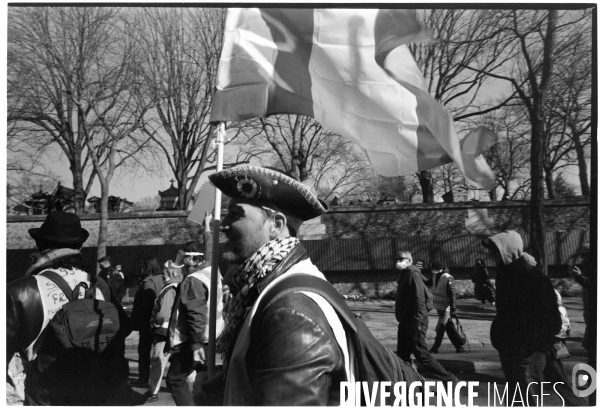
(159, 182), (179, 197)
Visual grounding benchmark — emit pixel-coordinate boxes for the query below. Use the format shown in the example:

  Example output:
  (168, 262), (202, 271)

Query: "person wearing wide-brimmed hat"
(6, 211), (128, 405)
(205, 165), (348, 406)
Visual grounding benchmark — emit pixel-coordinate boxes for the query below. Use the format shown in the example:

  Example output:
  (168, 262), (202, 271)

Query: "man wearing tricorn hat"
(209, 165), (347, 405)
(6, 211), (124, 405)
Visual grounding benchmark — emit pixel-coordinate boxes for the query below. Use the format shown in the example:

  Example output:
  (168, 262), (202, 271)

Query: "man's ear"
(270, 213), (288, 239)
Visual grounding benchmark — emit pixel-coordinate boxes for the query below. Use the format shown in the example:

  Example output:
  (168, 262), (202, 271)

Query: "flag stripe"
(261, 9), (314, 117)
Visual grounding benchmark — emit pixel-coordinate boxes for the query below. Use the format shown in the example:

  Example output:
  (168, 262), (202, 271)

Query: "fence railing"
(6, 230), (589, 283)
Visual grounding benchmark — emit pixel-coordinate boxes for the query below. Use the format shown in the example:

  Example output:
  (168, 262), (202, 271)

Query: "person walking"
(395, 251), (459, 386)
(110, 264), (127, 306)
(145, 260), (184, 403)
(472, 258), (495, 306)
(429, 261), (464, 354)
(205, 165), (353, 405)
(568, 243), (591, 350)
(165, 213), (224, 406)
(130, 257), (164, 388)
(6, 211), (130, 405)
(483, 230), (562, 406)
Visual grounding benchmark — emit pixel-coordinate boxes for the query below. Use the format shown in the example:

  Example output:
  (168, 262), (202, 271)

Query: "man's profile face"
(99, 260), (110, 269)
(220, 199), (273, 264)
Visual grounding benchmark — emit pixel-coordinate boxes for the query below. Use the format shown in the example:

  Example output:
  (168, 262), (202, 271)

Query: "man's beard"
(222, 234), (263, 264)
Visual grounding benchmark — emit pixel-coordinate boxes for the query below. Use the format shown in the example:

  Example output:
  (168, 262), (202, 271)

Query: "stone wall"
(7, 212), (206, 249)
(6, 198), (590, 249)
(325, 199), (590, 238)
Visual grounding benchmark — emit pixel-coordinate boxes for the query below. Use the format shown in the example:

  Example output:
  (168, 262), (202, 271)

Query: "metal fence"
(7, 231), (589, 283)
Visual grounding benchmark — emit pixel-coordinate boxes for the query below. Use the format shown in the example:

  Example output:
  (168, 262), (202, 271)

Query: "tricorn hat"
(208, 166), (328, 226)
(28, 211), (89, 245)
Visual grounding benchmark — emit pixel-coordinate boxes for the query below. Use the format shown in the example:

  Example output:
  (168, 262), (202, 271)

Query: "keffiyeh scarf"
(25, 248), (82, 277)
(216, 237), (300, 371)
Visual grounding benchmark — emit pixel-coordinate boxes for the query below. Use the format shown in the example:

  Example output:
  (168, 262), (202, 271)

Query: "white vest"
(171, 267), (224, 347)
(432, 272), (451, 311)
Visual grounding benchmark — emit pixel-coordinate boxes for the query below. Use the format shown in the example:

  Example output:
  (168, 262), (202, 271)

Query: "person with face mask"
(394, 251), (458, 387)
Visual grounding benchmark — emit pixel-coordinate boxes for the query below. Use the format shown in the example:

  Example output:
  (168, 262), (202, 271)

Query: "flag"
(211, 8), (497, 190)
(187, 182), (216, 224)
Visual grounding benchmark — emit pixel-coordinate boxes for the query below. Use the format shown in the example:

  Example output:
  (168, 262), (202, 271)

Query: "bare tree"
(68, 9), (159, 262)
(238, 115), (371, 201)
(461, 9), (591, 268)
(131, 8), (246, 210)
(7, 7), (126, 213)
(481, 105), (531, 200)
(548, 15), (593, 196)
(409, 9), (514, 200)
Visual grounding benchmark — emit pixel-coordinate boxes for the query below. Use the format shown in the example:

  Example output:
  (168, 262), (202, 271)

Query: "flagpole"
(207, 122), (225, 378)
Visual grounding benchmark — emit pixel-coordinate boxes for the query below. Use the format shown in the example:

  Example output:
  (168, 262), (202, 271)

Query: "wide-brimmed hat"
(28, 211), (89, 245)
(208, 166), (328, 225)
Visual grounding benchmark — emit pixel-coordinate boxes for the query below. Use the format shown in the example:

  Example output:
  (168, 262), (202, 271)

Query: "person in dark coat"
(568, 243), (591, 350)
(207, 165), (346, 405)
(472, 258), (495, 305)
(6, 211), (123, 405)
(483, 230), (562, 406)
(395, 251), (458, 386)
(109, 264), (127, 306)
(98, 256), (114, 283)
(129, 257), (164, 387)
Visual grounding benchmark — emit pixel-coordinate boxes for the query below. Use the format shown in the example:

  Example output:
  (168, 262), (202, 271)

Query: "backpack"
(253, 274), (424, 406)
(445, 316), (467, 348)
(26, 271), (130, 405)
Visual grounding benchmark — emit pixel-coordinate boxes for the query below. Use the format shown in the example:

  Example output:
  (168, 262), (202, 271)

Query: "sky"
(3, 4), (592, 205)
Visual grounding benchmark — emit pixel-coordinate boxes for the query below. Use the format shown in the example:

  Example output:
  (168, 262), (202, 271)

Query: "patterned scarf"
(24, 248), (82, 277)
(216, 237), (299, 370)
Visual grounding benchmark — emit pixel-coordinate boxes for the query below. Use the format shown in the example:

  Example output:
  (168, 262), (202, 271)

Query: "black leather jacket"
(7, 273), (110, 361)
(231, 244), (346, 406)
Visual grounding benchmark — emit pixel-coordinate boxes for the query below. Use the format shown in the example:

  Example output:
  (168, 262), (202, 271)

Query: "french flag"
(210, 8), (497, 190)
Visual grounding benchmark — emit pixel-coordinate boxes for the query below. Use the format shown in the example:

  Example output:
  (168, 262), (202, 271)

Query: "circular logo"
(236, 176), (261, 199)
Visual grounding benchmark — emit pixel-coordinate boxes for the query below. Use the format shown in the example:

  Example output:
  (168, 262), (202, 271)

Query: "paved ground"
(123, 297), (591, 406)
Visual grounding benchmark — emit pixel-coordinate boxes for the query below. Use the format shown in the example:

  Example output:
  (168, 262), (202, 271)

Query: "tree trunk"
(96, 185), (110, 274)
(530, 122), (546, 270)
(544, 169), (556, 199)
(70, 160), (87, 215)
(571, 130), (590, 196)
(417, 170), (435, 203)
(529, 9), (557, 273)
(179, 183), (187, 211)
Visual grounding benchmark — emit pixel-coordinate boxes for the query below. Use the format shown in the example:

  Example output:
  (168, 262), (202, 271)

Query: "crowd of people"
(6, 165), (593, 406)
